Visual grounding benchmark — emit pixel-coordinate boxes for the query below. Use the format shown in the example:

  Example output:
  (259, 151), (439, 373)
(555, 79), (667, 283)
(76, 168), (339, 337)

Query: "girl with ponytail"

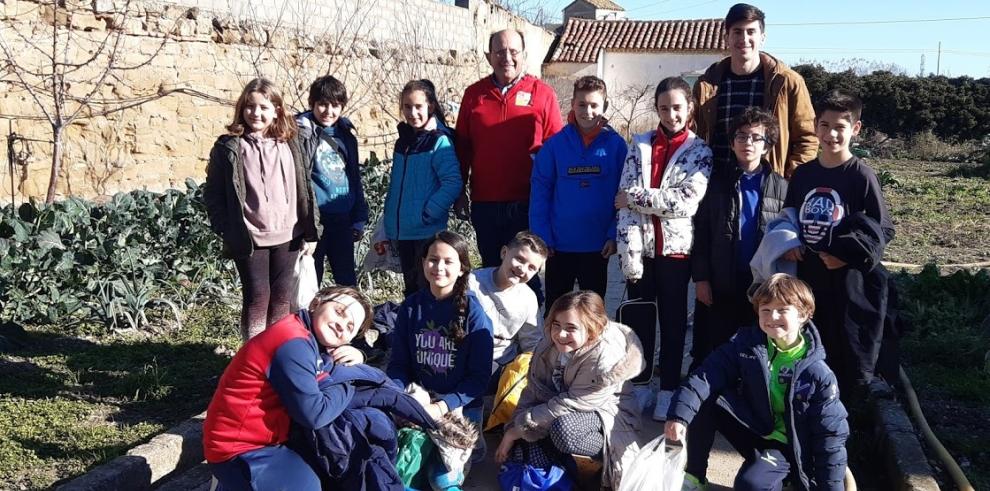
(386, 230), (494, 487)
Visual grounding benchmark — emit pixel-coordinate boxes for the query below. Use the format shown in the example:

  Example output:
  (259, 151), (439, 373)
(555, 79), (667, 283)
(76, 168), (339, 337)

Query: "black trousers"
(628, 255), (691, 390)
(233, 240), (298, 340)
(544, 251), (608, 310)
(395, 238), (431, 298)
(691, 268), (756, 371)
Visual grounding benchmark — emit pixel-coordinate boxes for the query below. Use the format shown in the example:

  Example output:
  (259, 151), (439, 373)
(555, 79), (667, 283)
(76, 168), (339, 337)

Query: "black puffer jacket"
(203, 134), (320, 259)
(692, 163), (787, 296)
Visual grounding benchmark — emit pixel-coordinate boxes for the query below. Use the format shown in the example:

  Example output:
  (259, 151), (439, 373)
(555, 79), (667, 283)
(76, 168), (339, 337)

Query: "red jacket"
(202, 312), (347, 463)
(455, 74), (563, 202)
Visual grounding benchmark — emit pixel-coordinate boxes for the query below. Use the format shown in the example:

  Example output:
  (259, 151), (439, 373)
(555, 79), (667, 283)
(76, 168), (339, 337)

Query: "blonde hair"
(228, 78), (298, 141)
(545, 290), (609, 343)
(750, 273), (816, 319)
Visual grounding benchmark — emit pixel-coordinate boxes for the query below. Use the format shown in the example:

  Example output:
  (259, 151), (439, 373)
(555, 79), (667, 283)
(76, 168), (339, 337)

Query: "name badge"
(515, 91), (532, 106)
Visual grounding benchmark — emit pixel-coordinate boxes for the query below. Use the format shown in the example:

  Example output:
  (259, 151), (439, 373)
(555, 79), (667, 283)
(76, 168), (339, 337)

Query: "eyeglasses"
(491, 49), (523, 58)
(734, 133), (767, 144)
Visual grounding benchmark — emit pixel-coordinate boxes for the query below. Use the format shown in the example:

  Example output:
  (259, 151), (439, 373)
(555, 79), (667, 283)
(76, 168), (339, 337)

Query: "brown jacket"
(509, 321), (644, 488)
(694, 52), (817, 178)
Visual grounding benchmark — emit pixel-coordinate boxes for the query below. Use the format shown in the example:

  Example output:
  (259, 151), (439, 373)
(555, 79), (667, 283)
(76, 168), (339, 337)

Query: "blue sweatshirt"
(296, 112), (369, 227)
(386, 289), (494, 411)
(529, 123), (627, 252)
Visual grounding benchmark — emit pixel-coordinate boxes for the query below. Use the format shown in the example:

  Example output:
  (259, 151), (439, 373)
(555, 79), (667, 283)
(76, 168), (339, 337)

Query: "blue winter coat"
(529, 124), (627, 252)
(383, 120), (462, 241)
(669, 323), (849, 491)
(288, 363), (437, 491)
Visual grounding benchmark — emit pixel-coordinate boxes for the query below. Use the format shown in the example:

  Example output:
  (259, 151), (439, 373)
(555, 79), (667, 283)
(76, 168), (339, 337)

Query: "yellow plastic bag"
(485, 352), (532, 431)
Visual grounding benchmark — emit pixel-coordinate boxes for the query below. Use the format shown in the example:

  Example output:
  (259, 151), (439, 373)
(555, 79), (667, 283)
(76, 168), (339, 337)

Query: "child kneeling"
(664, 273), (849, 491)
(495, 291), (645, 489)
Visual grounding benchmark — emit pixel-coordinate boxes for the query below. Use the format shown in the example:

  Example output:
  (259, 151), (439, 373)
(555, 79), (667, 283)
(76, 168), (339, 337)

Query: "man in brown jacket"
(694, 3), (816, 178)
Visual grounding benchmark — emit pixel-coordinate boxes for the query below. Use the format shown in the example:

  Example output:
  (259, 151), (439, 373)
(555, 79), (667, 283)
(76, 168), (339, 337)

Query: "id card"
(515, 91), (532, 106)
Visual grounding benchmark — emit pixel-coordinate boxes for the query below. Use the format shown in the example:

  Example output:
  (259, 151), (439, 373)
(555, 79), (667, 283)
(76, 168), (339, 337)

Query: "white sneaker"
(652, 390), (674, 421)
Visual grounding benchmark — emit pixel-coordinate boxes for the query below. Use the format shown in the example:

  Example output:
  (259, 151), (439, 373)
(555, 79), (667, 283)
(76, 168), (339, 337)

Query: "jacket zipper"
(395, 141), (412, 239)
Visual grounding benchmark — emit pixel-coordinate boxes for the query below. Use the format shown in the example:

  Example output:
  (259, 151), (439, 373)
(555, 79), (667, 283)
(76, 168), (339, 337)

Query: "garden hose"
(898, 366), (975, 491)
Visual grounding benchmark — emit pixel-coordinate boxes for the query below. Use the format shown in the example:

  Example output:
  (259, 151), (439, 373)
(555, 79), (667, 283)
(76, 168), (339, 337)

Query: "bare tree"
(609, 82), (656, 139)
(211, 0), (383, 116)
(0, 0), (175, 203)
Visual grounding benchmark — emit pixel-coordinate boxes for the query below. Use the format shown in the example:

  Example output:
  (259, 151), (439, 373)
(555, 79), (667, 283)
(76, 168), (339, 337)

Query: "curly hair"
(729, 106), (780, 147)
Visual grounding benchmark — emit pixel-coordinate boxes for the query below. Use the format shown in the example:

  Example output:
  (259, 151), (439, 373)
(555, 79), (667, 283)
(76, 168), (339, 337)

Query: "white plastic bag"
(361, 220), (402, 274)
(291, 253), (319, 311)
(617, 435), (686, 491)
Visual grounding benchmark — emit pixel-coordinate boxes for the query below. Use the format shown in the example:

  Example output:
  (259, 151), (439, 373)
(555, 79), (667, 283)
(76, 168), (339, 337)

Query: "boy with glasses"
(686, 106), (788, 488)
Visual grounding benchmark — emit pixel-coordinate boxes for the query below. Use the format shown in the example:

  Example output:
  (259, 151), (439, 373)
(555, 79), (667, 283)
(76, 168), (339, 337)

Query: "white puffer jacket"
(616, 130), (713, 280)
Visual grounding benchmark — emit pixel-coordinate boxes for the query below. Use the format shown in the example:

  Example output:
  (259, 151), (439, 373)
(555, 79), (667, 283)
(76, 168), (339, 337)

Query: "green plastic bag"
(396, 427), (436, 488)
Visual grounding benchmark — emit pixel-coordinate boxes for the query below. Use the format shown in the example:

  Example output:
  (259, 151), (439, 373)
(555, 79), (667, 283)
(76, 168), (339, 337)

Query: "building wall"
(0, 0), (554, 202)
(599, 50), (725, 90)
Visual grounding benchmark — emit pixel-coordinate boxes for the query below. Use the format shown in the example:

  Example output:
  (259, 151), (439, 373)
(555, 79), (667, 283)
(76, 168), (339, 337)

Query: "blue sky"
(539, 0), (990, 77)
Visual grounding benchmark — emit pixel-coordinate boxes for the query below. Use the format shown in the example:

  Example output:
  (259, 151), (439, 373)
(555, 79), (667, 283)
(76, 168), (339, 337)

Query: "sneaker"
(681, 472), (706, 491)
(652, 390), (674, 421)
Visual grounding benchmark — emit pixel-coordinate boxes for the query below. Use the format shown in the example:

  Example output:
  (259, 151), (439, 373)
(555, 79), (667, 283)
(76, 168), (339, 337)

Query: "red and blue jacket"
(203, 310), (354, 463)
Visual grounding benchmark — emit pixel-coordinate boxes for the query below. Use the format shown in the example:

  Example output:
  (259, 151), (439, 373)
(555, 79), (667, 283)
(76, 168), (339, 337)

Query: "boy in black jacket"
(693, 106), (788, 363)
(296, 75), (370, 286)
(666, 274), (849, 491)
(782, 90), (894, 397)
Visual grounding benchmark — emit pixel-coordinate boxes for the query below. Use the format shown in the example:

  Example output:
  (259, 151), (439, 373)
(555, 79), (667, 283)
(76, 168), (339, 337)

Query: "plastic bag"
(498, 462), (573, 491)
(616, 435), (686, 491)
(396, 427), (436, 488)
(291, 253), (319, 311)
(361, 220), (402, 274)
(486, 352), (532, 431)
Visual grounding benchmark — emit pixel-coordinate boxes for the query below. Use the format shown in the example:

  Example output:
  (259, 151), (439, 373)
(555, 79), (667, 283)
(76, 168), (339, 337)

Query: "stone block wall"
(0, 0), (554, 202)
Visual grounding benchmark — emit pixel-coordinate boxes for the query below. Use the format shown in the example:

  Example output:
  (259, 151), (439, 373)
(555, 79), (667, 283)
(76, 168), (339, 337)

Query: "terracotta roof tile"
(548, 17), (725, 63)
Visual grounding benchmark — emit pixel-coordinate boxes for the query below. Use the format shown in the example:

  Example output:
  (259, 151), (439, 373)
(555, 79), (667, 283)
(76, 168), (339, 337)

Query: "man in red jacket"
(455, 29), (563, 304)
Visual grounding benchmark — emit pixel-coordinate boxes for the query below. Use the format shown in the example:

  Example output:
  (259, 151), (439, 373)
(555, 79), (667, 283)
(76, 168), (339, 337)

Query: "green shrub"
(0, 179), (238, 331)
(897, 265), (990, 373)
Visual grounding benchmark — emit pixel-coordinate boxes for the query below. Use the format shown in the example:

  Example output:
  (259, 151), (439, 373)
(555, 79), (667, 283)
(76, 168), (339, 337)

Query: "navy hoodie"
(386, 289), (494, 411)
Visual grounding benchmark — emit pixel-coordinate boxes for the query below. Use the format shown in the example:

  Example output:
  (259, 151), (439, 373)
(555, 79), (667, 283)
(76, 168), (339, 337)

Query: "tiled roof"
(547, 17), (726, 64)
(565, 0), (625, 11)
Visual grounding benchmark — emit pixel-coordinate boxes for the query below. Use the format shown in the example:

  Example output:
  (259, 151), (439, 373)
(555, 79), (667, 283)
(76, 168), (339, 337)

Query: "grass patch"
(874, 159), (990, 266)
(0, 304), (240, 490)
(896, 266), (990, 488)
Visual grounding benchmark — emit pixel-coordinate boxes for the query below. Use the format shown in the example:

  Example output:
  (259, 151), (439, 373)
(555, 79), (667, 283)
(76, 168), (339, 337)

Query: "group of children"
(202, 37), (891, 489)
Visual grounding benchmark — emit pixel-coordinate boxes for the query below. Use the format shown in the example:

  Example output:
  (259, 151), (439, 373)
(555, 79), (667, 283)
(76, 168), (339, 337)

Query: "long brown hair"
(421, 231), (473, 343)
(227, 78), (297, 141)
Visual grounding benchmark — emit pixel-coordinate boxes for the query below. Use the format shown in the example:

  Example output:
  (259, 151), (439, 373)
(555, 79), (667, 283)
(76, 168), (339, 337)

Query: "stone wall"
(0, 0), (553, 202)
